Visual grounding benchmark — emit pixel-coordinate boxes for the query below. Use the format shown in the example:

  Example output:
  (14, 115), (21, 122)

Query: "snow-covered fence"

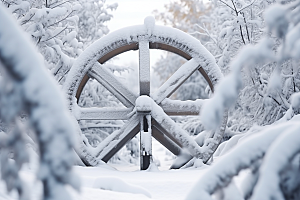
(0, 5), (78, 200)
(64, 16), (227, 170)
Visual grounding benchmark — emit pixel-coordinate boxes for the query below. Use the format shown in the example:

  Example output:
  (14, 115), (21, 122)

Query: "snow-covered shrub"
(187, 1), (300, 199)
(0, 5), (79, 200)
(155, 0), (300, 133)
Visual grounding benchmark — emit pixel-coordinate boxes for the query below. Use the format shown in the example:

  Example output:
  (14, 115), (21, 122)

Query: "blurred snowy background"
(1, 0), (300, 200)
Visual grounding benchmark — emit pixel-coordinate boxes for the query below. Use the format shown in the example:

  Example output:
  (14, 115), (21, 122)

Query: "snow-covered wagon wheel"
(64, 17), (227, 169)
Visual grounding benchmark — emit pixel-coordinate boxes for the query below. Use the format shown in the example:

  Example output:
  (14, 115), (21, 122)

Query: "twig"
(219, 0), (235, 11)
(49, 0), (72, 9)
(238, 0), (256, 13)
(47, 10), (74, 28)
(241, 12), (250, 43)
(20, 13), (35, 26)
(40, 26), (68, 43)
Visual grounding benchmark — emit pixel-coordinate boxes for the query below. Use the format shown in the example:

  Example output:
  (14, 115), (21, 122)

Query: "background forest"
(1, 0), (300, 200)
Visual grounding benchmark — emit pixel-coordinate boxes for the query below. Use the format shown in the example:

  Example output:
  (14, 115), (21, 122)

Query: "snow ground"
(0, 163), (209, 200)
(0, 138), (210, 200)
(70, 165), (208, 200)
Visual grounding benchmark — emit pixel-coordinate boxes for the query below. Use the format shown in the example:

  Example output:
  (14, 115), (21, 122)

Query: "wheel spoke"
(151, 102), (203, 159)
(139, 41), (150, 95)
(160, 98), (206, 115)
(152, 119), (183, 148)
(79, 107), (133, 120)
(88, 62), (138, 107)
(94, 114), (140, 162)
(151, 59), (200, 104)
(152, 120), (183, 156)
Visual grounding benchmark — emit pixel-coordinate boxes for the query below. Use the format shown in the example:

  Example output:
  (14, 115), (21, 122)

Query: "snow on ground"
(0, 138), (209, 200)
(70, 165), (208, 200)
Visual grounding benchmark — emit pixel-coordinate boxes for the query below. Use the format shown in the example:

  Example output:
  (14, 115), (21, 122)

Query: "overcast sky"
(106, 0), (171, 32)
(105, 0), (172, 66)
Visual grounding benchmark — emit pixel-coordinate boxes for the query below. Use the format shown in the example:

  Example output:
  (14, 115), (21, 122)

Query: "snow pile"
(144, 16), (155, 36)
(146, 163), (160, 172)
(136, 96), (152, 112)
(92, 177), (152, 198)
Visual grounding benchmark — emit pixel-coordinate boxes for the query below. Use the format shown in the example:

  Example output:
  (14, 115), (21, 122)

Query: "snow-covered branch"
(0, 5), (79, 199)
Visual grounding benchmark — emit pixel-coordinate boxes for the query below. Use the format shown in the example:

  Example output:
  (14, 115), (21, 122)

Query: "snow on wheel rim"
(64, 16), (227, 168)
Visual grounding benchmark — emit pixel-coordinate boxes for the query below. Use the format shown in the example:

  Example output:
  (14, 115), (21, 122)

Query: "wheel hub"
(135, 95), (153, 113)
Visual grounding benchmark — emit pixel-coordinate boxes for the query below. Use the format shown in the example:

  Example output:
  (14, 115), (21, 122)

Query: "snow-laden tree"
(77, 0), (117, 47)
(186, 1), (300, 199)
(191, 0), (279, 132)
(0, 5), (79, 200)
(196, 0), (265, 69)
(153, 0), (209, 33)
(155, 0), (300, 133)
(1, 0), (117, 83)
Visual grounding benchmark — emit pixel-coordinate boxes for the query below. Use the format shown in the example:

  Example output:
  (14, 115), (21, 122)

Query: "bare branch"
(20, 13), (35, 26)
(219, 0), (235, 11)
(238, 0), (256, 13)
(241, 12), (250, 43)
(49, 0), (72, 9)
(40, 26), (68, 43)
(47, 10), (74, 28)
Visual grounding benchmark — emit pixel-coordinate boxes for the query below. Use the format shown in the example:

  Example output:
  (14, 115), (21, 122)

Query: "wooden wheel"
(64, 17), (227, 169)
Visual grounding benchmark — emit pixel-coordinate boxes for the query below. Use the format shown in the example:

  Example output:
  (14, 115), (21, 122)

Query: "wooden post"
(140, 116), (151, 170)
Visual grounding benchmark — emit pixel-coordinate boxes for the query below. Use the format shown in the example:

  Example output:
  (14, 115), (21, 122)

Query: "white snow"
(185, 119), (299, 200)
(1, 162), (209, 200)
(139, 40), (150, 84)
(92, 177), (152, 198)
(136, 96), (152, 112)
(251, 123), (300, 200)
(144, 16), (155, 36)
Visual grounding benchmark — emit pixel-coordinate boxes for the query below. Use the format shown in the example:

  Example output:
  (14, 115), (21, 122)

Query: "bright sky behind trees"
(105, 0), (172, 66)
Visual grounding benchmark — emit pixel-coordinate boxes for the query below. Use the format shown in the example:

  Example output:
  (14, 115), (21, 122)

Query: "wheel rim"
(64, 17), (227, 168)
